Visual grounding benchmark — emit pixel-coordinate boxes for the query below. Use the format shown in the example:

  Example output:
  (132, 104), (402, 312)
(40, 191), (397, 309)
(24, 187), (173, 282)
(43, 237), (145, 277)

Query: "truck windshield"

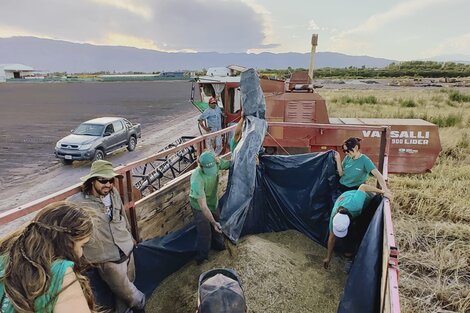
(73, 124), (104, 136)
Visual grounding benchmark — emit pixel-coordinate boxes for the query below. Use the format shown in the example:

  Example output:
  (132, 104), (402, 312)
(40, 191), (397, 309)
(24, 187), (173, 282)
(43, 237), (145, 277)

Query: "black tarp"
(90, 152), (384, 313)
(337, 202), (384, 313)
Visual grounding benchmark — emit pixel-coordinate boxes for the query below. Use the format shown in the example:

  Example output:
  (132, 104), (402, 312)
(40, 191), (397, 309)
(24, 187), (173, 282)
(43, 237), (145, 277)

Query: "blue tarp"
(90, 152), (383, 313)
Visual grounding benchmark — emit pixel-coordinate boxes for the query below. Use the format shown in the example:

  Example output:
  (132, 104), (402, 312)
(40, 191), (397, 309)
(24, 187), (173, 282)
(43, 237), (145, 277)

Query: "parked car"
(55, 117), (142, 165)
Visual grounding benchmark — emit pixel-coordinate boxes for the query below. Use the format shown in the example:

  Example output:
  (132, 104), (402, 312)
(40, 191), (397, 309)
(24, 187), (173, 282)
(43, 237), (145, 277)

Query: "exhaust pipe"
(308, 34), (318, 82)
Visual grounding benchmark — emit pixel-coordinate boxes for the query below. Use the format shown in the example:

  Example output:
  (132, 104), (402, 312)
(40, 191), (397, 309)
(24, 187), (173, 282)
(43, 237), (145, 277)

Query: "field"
(318, 87), (470, 313)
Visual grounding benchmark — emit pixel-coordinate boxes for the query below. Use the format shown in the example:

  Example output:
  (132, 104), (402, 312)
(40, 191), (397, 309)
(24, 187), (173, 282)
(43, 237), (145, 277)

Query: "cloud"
(423, 32), (470, 58)
(329, 0), (458, 54)
(0, 0), (272, 52)
(308, 19), (320, 31)
(91, 0), (153, 20)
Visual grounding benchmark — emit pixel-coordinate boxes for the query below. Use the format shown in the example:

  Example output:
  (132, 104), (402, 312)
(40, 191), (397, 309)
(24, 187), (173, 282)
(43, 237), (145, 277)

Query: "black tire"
(93, 149), (105, 161)
(61, 159), (73, 165)
(127, 136), (137, 151)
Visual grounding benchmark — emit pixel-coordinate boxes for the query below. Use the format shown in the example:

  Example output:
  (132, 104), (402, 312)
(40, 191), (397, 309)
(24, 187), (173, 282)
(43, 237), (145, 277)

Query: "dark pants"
(192, 209), (225, 261)
(339, 183), (361, 193)
(342, 195), (382, 256)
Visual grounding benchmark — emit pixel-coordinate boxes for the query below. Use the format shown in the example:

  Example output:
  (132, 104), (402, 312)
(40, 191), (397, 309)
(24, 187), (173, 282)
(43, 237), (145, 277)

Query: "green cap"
(199, 151), (218, 176)
(80, 160), (123, 182)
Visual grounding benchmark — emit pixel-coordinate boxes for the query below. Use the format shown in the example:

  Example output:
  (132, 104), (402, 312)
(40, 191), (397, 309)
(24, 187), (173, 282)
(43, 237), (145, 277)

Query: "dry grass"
(147, 230), (346, 313)
(319, 87), (470, 313)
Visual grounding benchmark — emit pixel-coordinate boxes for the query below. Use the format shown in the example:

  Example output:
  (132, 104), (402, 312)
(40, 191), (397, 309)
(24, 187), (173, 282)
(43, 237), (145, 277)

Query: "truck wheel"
(93, 149), (105, 161)
(61, 159), (73, 165)
(127, 136), (137, 151)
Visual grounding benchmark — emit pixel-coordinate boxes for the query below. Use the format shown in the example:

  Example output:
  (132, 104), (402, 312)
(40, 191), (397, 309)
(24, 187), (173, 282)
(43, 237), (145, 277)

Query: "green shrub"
(448, 90), (470, 102)
(426, 113), (462, 127)
(400, 99), (417, 107)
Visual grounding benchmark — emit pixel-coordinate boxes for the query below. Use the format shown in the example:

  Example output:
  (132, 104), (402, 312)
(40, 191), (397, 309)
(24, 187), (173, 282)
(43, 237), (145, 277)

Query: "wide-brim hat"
(199, 151), (218, 177)
(80, 160), (123, 182)
(332, 213), (350, 238)
(198, 268), (246, 313)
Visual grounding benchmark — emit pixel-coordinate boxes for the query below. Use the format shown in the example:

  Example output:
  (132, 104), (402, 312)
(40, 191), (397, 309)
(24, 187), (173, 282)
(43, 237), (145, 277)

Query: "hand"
(383, 190), (393, 201)
(334, 151), (341, 161)
(323, 257), (331, 269)
(212, 221), (222, 233)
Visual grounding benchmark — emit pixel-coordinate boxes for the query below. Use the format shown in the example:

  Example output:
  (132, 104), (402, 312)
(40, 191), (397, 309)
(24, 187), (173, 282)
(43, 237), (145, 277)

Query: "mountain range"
(0, 36), (444, 73)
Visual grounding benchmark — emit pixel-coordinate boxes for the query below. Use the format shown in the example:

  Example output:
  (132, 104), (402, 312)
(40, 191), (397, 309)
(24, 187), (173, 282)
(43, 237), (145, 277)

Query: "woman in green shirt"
(335, 137), (390, 195)
(0, 201), (96, 313)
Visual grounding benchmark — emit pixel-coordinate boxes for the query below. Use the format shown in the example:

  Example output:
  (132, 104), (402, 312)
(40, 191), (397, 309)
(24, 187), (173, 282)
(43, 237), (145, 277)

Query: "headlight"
(55, 142), (61, 149)
(79, 144), (92, 150)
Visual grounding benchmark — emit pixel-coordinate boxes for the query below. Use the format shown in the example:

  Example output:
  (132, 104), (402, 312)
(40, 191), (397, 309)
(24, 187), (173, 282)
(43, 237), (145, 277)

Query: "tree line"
(260, 61), (470, 79)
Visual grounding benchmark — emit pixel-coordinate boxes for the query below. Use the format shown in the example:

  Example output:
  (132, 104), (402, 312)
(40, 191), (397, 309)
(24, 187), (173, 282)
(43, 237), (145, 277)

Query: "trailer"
(0, 125), (401, 312)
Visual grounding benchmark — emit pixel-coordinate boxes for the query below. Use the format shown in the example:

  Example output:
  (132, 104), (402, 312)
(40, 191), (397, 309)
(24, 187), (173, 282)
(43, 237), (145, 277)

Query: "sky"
(0, 0), (469, 61)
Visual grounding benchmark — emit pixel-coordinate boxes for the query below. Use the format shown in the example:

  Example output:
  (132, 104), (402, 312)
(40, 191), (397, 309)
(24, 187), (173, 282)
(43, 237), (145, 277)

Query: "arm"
(197, 197), (222, 233)
(334, 151), (343, 177)
(371, 169), (390, 192)
(233, 116), (244, 143)
(215, 157), (231, 170)
(323, 232), (336, 269)
(54, 268), (91, 313)
(198, 119), (210, 132)
(358, 184), (392, 199)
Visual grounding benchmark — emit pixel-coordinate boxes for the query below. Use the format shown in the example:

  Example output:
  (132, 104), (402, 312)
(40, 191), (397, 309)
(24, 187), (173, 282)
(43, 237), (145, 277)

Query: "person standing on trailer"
(69, 160), (145, 313)
(190, 150), (231, 264)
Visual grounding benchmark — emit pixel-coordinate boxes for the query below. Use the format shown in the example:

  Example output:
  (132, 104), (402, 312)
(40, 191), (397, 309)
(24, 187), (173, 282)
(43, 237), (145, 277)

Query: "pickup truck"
(55, 117), (142, 165)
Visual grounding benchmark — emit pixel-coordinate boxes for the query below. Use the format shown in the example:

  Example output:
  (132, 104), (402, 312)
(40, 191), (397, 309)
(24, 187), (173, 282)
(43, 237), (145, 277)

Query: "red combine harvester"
(191, 35), (441, 174)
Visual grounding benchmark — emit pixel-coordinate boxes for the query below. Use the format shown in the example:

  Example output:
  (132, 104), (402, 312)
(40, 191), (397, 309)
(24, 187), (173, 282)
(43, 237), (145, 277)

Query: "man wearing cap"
(323, 183), (391, 270)
(190, 150), (231, 264)
(199, 97), (224, 155)
(197, 268), (247, 313)
(69, 160), (145, 313)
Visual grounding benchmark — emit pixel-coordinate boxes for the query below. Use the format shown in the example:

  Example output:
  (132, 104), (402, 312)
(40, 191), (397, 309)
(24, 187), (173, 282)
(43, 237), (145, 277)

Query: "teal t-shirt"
(189, 159), (231, 212)
(0, 257), (74, 313)
(229, 137), (239, 152)
(329, 190), (371, 231)
(339, 154), (376, 187)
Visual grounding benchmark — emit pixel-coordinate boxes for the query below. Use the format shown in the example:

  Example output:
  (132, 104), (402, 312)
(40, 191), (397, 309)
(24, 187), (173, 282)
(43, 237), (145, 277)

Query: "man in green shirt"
(190, 150), (231, 264)
(323, 184), (392, 271)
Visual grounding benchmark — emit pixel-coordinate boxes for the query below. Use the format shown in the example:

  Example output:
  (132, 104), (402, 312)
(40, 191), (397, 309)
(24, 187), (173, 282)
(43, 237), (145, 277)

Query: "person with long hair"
(69, 160), (145, 313)
(0, 201), (96, 313)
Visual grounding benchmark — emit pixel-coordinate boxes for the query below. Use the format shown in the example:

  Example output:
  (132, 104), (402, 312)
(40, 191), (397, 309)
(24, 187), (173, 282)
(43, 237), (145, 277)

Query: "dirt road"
(0, 81), (200, 221)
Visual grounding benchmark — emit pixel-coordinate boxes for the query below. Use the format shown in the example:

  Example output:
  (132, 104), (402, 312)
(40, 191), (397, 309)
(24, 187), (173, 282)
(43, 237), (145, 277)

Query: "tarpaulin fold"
(219, 115), (267, 242)
(337, 201), (384, 313)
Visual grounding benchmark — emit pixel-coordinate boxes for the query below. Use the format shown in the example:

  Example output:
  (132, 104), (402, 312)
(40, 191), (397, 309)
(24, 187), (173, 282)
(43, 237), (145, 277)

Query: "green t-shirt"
(339, 154), (376, 187)
(189, 159), (231, 212)
(329, 190), (371, 231)
(229, 137), (239, 152)
(0, 257), (75, 313)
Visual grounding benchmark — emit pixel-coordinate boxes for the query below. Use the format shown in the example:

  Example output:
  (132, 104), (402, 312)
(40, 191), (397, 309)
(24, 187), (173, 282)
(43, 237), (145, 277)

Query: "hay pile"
(146, 230), (347, 313)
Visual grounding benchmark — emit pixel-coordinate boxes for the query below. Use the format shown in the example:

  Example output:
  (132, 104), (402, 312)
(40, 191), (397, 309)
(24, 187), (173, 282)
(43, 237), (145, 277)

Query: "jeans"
(96, 253), (146, 313)
(192, 209), (225, 261)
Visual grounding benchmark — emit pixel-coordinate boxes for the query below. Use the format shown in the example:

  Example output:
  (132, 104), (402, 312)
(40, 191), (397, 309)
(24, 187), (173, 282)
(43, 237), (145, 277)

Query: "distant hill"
(0, 36), (396, 73)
